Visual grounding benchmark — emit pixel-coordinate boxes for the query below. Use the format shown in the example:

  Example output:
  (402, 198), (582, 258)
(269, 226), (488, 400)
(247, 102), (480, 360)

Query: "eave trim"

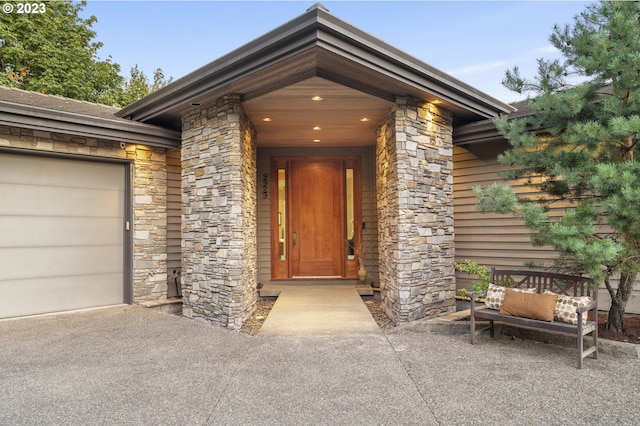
(117, 5), (515, 125)
(0, 101), (180, 148)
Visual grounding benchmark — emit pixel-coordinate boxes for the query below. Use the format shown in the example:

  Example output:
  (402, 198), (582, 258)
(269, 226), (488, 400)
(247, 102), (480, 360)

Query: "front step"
(139, 298), (182, 314)
(259, 283), (374, 297)
(356, 284), (374, 296)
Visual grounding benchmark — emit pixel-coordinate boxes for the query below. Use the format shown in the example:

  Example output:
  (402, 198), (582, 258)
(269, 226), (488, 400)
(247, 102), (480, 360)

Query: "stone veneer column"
(376, 97), (456, 322)
(130, 145), (169, 301)
(181, 95), (258, 329)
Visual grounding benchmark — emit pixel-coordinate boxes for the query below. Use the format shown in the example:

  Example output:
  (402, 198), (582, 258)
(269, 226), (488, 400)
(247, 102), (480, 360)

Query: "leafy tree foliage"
(0, 0), (170, 106)
(475, 1), (640, 332)
(0, 1), (123, 103)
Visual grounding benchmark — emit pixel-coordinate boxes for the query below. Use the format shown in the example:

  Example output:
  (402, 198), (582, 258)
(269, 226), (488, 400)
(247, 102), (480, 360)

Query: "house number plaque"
(262, 173), (268, 199)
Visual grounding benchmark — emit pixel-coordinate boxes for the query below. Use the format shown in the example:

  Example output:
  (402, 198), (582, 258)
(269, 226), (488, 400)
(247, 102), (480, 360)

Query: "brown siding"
(453, 144), (640, 313)
(166, 149), (181, 297)
(454, 144), (555, 271)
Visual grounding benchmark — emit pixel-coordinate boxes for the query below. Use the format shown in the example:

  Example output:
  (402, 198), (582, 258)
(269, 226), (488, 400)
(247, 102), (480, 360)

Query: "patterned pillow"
(544, 291), (592, 325)
(485, 284), (536, 310)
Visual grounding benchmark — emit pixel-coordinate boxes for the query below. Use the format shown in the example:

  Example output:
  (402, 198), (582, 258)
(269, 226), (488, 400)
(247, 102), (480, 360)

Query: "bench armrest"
(576, 299), (597, 314)
(470, 291), (487, 301)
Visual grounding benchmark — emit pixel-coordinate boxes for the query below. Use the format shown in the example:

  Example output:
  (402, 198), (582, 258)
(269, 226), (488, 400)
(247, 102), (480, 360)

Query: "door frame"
(270, 156), (362, 280)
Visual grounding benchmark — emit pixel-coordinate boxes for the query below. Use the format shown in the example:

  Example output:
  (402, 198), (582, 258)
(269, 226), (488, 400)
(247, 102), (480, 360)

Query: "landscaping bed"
(597, 312), (640, 344)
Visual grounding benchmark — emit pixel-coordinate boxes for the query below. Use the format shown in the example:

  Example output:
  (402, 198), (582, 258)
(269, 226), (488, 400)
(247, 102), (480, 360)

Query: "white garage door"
(0, 152), (126, 319)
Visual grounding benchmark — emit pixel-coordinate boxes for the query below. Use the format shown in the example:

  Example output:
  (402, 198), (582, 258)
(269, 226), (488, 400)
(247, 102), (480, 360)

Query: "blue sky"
(81, 1), (592, 103)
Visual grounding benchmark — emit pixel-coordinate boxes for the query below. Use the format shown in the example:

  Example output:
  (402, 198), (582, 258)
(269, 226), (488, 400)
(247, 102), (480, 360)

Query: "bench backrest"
(491, 268), (597, 300)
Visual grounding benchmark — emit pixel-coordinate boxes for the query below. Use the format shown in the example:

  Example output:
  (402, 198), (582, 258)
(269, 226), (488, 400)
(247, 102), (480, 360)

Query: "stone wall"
(0, 125), (169, 303)
(131, 145), (169, 300)
(181, 95), (258, 329)
(376, 97), (456, 322)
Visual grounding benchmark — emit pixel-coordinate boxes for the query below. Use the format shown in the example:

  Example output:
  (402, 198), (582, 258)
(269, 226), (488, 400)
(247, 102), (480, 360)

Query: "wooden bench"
(470, 268), (598, 369)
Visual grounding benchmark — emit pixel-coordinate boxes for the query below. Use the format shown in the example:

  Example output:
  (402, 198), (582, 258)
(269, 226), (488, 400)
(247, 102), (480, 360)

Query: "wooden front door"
(290, 159), (344, 278)
(271, 157), (361, 280)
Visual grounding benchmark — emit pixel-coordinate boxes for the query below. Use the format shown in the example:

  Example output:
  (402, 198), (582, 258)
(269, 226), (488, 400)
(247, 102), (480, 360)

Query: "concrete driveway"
(1, 304), (639, 425)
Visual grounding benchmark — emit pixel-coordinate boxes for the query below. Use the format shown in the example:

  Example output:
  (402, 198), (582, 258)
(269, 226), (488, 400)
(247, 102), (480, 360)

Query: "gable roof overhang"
(117, 4), (515, 134)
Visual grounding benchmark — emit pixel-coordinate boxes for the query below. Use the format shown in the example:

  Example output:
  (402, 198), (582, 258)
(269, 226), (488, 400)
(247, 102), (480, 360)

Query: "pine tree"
(475, 1), (640, 332)
(120, 66), (172, 106)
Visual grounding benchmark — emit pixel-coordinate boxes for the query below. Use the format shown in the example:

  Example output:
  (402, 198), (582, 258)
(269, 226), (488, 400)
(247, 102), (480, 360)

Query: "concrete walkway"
(259, 284), (380, 335)
(1, 287), (639, 425)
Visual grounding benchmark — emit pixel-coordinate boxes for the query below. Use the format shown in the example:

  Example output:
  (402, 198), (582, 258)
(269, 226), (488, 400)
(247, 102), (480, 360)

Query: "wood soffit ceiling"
(243, 76), (392, 147)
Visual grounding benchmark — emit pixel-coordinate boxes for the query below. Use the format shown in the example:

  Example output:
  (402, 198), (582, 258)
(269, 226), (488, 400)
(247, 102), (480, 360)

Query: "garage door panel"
(0, 155), (124, 189)
(0, 273), (123, 319)
(1, 245), (123, 281)
(0, 217), (123, 247)
(0, 183), (124, 217)
(0, 153), (126, 318)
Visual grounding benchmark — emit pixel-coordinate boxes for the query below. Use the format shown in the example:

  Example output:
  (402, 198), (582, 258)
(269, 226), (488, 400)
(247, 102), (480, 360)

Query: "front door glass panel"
(277, 169), (286, 261)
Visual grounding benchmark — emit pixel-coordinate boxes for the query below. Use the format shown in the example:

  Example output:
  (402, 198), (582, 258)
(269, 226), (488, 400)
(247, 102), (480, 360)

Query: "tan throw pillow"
(499, 289), (558, 322)
(485, 284), (535, 310)
(544, 291), (592, 325)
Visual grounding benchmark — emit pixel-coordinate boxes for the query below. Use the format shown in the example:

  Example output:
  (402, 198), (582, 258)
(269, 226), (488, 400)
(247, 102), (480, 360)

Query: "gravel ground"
(240, 298), (277, 336)
(240, 297), (396, 335)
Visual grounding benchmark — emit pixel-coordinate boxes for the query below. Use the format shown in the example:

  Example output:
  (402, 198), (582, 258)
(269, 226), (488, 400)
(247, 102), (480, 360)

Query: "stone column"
(376, 97), (456, 322)
(130, 145), (168, 302)
(181, 95), (257, 329)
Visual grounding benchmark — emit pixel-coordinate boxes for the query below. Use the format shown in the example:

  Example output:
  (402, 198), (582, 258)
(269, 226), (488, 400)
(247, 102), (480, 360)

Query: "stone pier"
(180, 95), (258, 329)
(376, 97), (456, 323)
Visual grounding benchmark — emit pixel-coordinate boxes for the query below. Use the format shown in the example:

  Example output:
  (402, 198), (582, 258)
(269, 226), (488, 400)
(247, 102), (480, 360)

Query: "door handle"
(293, 229), (297, 246)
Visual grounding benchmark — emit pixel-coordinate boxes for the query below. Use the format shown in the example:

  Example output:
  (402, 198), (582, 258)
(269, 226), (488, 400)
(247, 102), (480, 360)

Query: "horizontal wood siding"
(166, 149), (181, 297)
(453, 145), (639, 313)
(454, 144), (555, 270)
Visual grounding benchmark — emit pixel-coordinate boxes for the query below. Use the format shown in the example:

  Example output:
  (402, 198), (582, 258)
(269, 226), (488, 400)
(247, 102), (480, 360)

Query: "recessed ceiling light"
(313, 139), (321, 143)
(311, 96), (323, 101)
(313, 126), (321, 131)
(432, 99), (442, 104)
(360, 117), (370, 122)
(263, 117), (272, 122)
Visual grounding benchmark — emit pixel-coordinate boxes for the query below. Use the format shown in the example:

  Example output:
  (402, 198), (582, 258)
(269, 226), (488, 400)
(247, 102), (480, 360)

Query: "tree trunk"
(606, 271), (636, 333)
(607, 300), (625, 333)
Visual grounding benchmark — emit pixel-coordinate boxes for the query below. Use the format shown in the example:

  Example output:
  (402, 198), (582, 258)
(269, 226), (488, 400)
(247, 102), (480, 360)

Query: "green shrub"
(454, 260), (491, 298)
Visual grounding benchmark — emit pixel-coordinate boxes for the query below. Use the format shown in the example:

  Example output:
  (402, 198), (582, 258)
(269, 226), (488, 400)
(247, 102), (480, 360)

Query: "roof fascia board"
(314, 12), (515, 117)
(453, 119), (502, 145)
(117, 10), (324, 122)
(316, 36), (504, 118)
(0, 101), (180, 148)
(453, 109), (541, 146)
(122, 34), (319, 123)
(118, 5), (515, 124)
